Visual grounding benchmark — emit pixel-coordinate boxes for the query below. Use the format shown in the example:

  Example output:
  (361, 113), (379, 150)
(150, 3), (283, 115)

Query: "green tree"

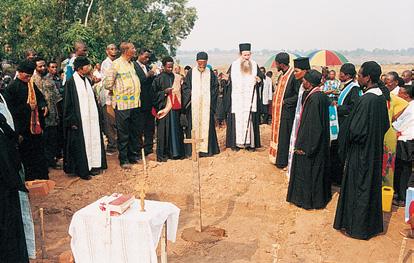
(0, 0), (197, 63)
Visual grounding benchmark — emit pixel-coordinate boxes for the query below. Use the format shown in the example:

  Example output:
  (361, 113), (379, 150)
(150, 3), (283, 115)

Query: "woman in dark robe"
(287, 70), (332, 209)
(0, 113), (29, 263)
(63, 57), (107, 180)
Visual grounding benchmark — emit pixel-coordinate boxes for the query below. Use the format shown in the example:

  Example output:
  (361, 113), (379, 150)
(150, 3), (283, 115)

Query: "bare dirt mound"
(30, 125), (412, 262)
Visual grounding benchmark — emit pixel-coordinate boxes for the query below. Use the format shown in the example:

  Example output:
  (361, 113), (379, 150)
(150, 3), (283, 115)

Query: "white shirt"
(393, 100), (414, 141)
(100, 57), (114, 106)
(137, 61), (148, 75)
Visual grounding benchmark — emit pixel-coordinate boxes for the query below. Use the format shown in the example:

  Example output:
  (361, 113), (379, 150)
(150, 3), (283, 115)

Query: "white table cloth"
(69, 198), (180, 263)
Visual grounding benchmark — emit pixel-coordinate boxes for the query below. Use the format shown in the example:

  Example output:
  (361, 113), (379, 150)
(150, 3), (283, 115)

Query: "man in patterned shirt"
(32, 57), (62, 169)
(323, 70), (341, 100)
(104, 42), (141, 169)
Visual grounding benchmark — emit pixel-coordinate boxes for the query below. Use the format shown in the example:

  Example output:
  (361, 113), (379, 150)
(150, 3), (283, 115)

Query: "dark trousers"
(394, 158), (414, 201)
(115, 107), (140, 164)
(43, 126), (58, 167)
(137, 109), (155, 155)
(102, 105), (117, 150)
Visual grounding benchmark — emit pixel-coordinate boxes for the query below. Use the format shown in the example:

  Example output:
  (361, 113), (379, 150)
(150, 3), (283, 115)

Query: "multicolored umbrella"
(308, 50), (348, 67)
(264, 52), (301, 69)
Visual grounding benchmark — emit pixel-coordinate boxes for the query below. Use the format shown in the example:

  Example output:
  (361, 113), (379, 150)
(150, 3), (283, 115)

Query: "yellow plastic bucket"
(382, 186), (394, 212)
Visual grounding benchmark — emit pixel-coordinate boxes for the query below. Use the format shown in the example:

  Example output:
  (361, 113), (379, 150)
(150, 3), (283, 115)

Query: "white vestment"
(73, 72), (102, 170)
(231, 58), (258, 147)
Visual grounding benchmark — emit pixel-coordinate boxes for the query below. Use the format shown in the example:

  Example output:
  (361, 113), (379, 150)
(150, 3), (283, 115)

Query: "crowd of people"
(1, 41), (414, 261)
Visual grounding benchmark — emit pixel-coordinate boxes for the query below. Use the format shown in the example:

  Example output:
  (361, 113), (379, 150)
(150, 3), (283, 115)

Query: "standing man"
(286, 58), (311, 177)
(402, 70), (412, 85)
(63, 41), (88, 85)
(334, 61), (389, 240)
(287, 69), (331, 209)
(134, 48), (156, 156)
(269, 53), (301, 168)
(104, 42), (141, 169)
(47, 61), (64, 159)
(181, 51), (220, 157)
(393, 85), (414, 206)
(3, 60), (49, 181)
(386, 71), (401, 95)
(223, 43), (263, 151)
(100, 44), (118, 155)
(63, 57), (107, 180)
(330, 63), (361, 185)
(152, 56), (185, 162)
(262, 71), (273, 124)
(0, 108), (29, 263)
(323, 70), (341, 99)
(32, 57), (62, 169)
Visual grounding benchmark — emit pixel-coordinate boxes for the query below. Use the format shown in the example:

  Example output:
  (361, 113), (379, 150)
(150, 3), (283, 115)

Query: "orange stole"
(269, 67), (294, 164)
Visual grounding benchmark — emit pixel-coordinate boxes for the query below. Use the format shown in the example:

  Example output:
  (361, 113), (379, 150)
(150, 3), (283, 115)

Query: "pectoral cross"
(184, 130), (204, 232)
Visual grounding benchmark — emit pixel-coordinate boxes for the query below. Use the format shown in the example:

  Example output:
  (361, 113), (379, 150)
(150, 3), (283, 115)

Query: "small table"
(69, 198), (180, 263)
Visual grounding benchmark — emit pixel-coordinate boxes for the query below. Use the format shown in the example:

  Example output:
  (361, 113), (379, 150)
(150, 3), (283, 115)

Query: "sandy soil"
(28, 124), (413, 263)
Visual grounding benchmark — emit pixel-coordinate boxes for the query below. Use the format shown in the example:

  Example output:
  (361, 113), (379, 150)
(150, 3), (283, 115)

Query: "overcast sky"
(179, 0), (414, 51)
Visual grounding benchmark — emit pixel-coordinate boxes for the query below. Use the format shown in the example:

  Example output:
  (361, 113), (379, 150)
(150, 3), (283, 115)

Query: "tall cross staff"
(184, 130), (204, 232)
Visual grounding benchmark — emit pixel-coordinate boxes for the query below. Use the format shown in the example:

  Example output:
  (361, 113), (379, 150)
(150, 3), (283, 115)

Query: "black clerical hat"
(340, 63), (356, 77)
(275, 52), (290, 65)
(239, 43), (251, 52)
(293, 57), (310, 70)
(74, 56), (90, 71)
(304, 69), (322, 87)
(196, 52), (208, 61)
(17, 60), (35, 74)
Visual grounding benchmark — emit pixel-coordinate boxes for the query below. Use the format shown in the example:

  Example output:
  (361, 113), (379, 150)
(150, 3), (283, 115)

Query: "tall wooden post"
(184, 130), (204, 232)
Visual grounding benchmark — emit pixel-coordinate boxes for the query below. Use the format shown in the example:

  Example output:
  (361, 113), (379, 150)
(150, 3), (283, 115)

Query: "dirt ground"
(28, 123), (414, 263)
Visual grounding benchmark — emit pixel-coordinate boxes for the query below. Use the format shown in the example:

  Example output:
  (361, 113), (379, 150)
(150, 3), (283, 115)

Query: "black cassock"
(0, 116), (29, 263)
(223, 65), (264, 149)
(287, 91), (331, 209)
(181, 68), (220, 157)
(276, 74), (301, 168)
(62, 77), (107, 179)
(2, 78), (48, 181)
(334, 88), (389, 240)
(152, 72), (185, 161)
(330, 83), (362, 185)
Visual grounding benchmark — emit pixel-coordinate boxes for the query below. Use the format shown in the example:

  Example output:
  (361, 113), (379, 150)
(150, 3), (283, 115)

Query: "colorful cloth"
(27, 79), (42, 134)
(323, 79), (341, 98)
(382, 94), (408, 187)
(104, 57), (141, 110)
(269, 67), (294, 163)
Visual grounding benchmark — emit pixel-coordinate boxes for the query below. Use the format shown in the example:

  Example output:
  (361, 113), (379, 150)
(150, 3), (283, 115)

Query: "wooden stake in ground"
(39, 208), (48, 260)
(138, 148), (149, 212)
(184, 130), (204, 232)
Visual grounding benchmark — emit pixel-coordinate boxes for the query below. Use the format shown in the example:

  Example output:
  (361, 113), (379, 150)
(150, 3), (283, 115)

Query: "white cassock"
(230, 58), (258, 147)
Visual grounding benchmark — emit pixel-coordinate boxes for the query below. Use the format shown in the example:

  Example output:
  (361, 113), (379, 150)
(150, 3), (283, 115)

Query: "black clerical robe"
(223, 63), (264, 150)
(287, 90), (331, 209)
(276, 74), (301, 168)
(181, 68), (220, 157)
(152, 72), (184, 161)
(2, 78), (48, 181)
(63, 76), (107, 179)
(330, 82), (361, 185)
(334, 87), (389, 240)
(0, 116), (29, 263)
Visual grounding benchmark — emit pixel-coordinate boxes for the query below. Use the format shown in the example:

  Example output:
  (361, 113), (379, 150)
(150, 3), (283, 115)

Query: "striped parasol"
(308, 50), (348, 67)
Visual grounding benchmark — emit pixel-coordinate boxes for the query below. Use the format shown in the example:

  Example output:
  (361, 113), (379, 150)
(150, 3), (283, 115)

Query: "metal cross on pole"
(183, 130), (204, 232)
